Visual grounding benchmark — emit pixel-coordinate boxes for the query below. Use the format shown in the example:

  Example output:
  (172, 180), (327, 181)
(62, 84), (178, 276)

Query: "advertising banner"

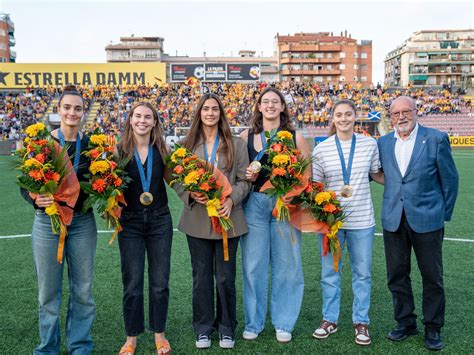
(449, 136), (474, 147)
(170, 64), (205, 81)
(227, 63), (260, 80)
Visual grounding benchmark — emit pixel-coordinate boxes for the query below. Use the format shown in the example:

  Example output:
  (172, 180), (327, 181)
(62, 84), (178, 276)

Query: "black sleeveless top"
(247, 130), (297, 190)
(121, 145), (168, 211)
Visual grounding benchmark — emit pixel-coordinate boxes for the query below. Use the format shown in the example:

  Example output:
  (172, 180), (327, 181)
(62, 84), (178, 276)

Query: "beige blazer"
(175, 136), (250, 239)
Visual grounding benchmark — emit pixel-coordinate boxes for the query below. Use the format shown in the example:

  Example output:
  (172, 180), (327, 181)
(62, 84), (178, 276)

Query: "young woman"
(311, 99), (383, 346)
(176, 93), (250, 349)
(117, 102), (173, 355)
(240, 87), (311, 343)
(22, 86), (98, 354)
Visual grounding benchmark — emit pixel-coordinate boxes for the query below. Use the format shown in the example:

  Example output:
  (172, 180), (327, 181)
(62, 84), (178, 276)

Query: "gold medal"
(249, 161), (262, 173)
(139, 192), (154, 206)
(340, 185), (353, 198)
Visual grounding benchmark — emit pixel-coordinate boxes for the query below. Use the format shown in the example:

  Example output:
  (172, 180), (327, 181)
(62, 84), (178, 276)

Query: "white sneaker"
(196, 334), (211, 348)
(219, 334), (235, 349)
(276, 329), (292, 343)
(243, 330), (258, 340)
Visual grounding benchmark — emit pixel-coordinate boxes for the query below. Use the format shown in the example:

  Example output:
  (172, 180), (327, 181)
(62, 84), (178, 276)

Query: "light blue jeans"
(241, 192), (304, 334)
(31, 210), (97, 355)
(318, 227), (375, 325)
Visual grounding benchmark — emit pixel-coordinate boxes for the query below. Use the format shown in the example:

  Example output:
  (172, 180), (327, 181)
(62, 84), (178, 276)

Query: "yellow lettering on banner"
(0, 63), (166, 88)
(449, 136), (474, 147)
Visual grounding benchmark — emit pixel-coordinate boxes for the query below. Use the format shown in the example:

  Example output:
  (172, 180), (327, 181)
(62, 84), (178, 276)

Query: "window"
(339, 64), (346, 70)
(326, 53), (332, 58)
(353, 53), (359, 59)
(361, 53), (367, 59)
(361, 76), (367, 82)
(340, 76), (345, 82)
(340, 52), (346, 58)
(326, 65), (332, 70)
(353, 64), (359, 69)
(315, 53), (324, 59)
(0, 43), (6, 50)
(353, 76), (358, 81)
(0, 29), (5, 36)
(361, 64), (367, 70)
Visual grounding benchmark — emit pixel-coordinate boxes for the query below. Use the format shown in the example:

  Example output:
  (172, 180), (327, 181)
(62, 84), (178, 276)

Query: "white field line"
(1, 231), (473, 243)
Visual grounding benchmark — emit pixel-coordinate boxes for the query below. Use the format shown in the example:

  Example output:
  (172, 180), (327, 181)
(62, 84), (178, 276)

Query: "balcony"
(280, 57), (341, 64)
(280, 44), (342, 52)
(9, 35), (15, 46)
(280, 69), (341, 76)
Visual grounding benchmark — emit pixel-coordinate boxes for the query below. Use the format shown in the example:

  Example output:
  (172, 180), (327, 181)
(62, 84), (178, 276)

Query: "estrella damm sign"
(449, 136), (474, 147)
(0, 63), (166, 88)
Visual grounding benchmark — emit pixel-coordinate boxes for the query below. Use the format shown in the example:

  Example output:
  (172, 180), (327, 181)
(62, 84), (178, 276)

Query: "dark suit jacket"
(175, 136), (250, 239)
(378, 125), (458, 233)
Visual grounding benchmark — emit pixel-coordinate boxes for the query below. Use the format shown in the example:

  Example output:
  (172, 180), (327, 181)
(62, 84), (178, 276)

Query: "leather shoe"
(387, 324), (419, 341)
(424, 328), (444, 351)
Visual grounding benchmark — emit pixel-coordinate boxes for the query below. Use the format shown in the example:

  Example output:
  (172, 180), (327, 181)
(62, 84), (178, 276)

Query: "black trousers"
(383, 211), (445, 330)
(118, 206), (173, 335)
(186, 235), (239, 337)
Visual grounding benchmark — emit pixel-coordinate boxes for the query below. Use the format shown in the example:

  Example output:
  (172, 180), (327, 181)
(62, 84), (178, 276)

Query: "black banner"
(170, 64), (205, 81)
(227, 64), (261, 80)
(204, 63), (226, 81)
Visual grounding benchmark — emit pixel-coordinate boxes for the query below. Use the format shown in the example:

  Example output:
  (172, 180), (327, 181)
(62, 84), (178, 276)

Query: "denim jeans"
(318, 226), (375, 325)
(186, 235), (240, 337)
(31, 210), (97, 355)
(241, 192), (304, 334)
(118, 206), (173, 335)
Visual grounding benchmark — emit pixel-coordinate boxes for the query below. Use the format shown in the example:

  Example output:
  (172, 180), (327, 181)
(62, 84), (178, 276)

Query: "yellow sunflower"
(315, 191), (332, 205)
(90, 134), (108, 146)
(90, 160), (110, 174)
(184, 171), (200, 185)
(277, 130), (293, 140)
(272, 154), (290, 166)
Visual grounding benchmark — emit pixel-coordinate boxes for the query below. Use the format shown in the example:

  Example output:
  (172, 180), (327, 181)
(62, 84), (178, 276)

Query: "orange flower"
(184, 155), (198, 164)
(293, 149), (300, 156)
(92, 179), (107, 193)
(272, 167), (286, 176)
(323, 203), (337, 213)
(173, 165), (184, 174)
(314, 182), (325, 192)
(109, 161), (117, 170)
(272, 143), (283, 152)
(113, 177), (123, 187)
(44, 171), (60, 183)
(331, 191), (337, 199)
(34, 139), (47, 147)
(199, 182), (211, 192)
(305, 184), (313, 193)
(89, 149), (100, 159)
(29, 169), (43, 182)
(35, 153), (45, 164)
(197, 168), (206, 176)
(290, 155), (297, 164)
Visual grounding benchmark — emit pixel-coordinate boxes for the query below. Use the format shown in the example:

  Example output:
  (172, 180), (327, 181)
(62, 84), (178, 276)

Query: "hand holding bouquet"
(17, 123), (80, 263)
(81, 133), (130, 244)
(293, 181), (345, 271)
(168, 145), (233, 260)
(260, 130), (311, 222)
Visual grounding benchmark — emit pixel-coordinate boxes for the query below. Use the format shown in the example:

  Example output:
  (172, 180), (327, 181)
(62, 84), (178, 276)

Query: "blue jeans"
(241, 192), (304, 334)
(318, 227), (375, 325)
(31, 210), (97, 355)
(118, 206), (173, 335)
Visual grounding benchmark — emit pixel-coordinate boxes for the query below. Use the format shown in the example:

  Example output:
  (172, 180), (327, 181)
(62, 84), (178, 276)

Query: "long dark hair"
(182, 93), (234, 172)
(119, 102), (168, 161)
(328, 99), (357, 136)
(251, 87), (295, 134)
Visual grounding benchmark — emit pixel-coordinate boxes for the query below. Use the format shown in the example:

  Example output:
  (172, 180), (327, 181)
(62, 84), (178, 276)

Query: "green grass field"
(0, 150), (473, 354)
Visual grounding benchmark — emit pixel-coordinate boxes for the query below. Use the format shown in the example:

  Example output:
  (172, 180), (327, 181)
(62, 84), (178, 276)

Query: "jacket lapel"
(388, 133), (402, 178)
(404, 125), (427, 177)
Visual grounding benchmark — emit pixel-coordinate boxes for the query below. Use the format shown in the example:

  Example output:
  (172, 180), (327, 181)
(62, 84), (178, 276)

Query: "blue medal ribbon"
(203, 134), (220, 166)
(254, 130), (279, 162)
(58, 129), (81, 174)
(335, 134), (356, 186)
(134, 145), (153, 193)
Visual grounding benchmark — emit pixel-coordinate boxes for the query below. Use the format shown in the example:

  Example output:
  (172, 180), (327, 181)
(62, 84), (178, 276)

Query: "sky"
(1, 0), (473, 84)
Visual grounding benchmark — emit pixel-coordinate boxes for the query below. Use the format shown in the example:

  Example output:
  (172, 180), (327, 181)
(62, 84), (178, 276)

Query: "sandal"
(156, 339), (171, 354)
(119, 342), (136, 355)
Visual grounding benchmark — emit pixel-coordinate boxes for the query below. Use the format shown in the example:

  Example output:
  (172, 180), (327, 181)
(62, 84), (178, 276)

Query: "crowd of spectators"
(0, 82), (471, 140)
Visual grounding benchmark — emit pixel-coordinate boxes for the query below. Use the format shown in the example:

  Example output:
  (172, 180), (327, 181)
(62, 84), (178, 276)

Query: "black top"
(21, 134), (92, 213)
(121, 145), (168, 212)
(247, 130), (296, 190)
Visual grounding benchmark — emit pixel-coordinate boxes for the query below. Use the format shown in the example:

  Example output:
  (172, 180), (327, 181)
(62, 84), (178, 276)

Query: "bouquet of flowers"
(168, 144), (233, 261)
(81, 133), (130, 244)
(293, 181), (345, 271)
(260, 130), (311, 222)
(16, 122), (80, 263)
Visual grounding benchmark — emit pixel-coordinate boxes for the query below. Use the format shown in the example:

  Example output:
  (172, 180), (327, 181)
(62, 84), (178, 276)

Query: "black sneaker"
(196, 334), (211, 348)
(219, 334), (235, 349)
(425, 328), (444, 351)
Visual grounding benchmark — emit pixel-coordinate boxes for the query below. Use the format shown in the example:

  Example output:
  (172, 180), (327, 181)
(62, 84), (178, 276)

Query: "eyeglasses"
(390, 109), (415, 119)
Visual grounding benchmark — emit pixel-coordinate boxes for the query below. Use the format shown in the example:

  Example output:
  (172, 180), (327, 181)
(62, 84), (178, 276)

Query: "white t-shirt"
(312, 134), (380, 229)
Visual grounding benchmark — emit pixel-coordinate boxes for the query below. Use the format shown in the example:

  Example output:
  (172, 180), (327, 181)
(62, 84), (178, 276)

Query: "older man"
(378, 96), (458, 350)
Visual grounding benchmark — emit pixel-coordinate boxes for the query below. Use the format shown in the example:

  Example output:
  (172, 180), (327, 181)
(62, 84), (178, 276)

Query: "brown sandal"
(119, 342), (136, 355)
(156, 339), (171, 354)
